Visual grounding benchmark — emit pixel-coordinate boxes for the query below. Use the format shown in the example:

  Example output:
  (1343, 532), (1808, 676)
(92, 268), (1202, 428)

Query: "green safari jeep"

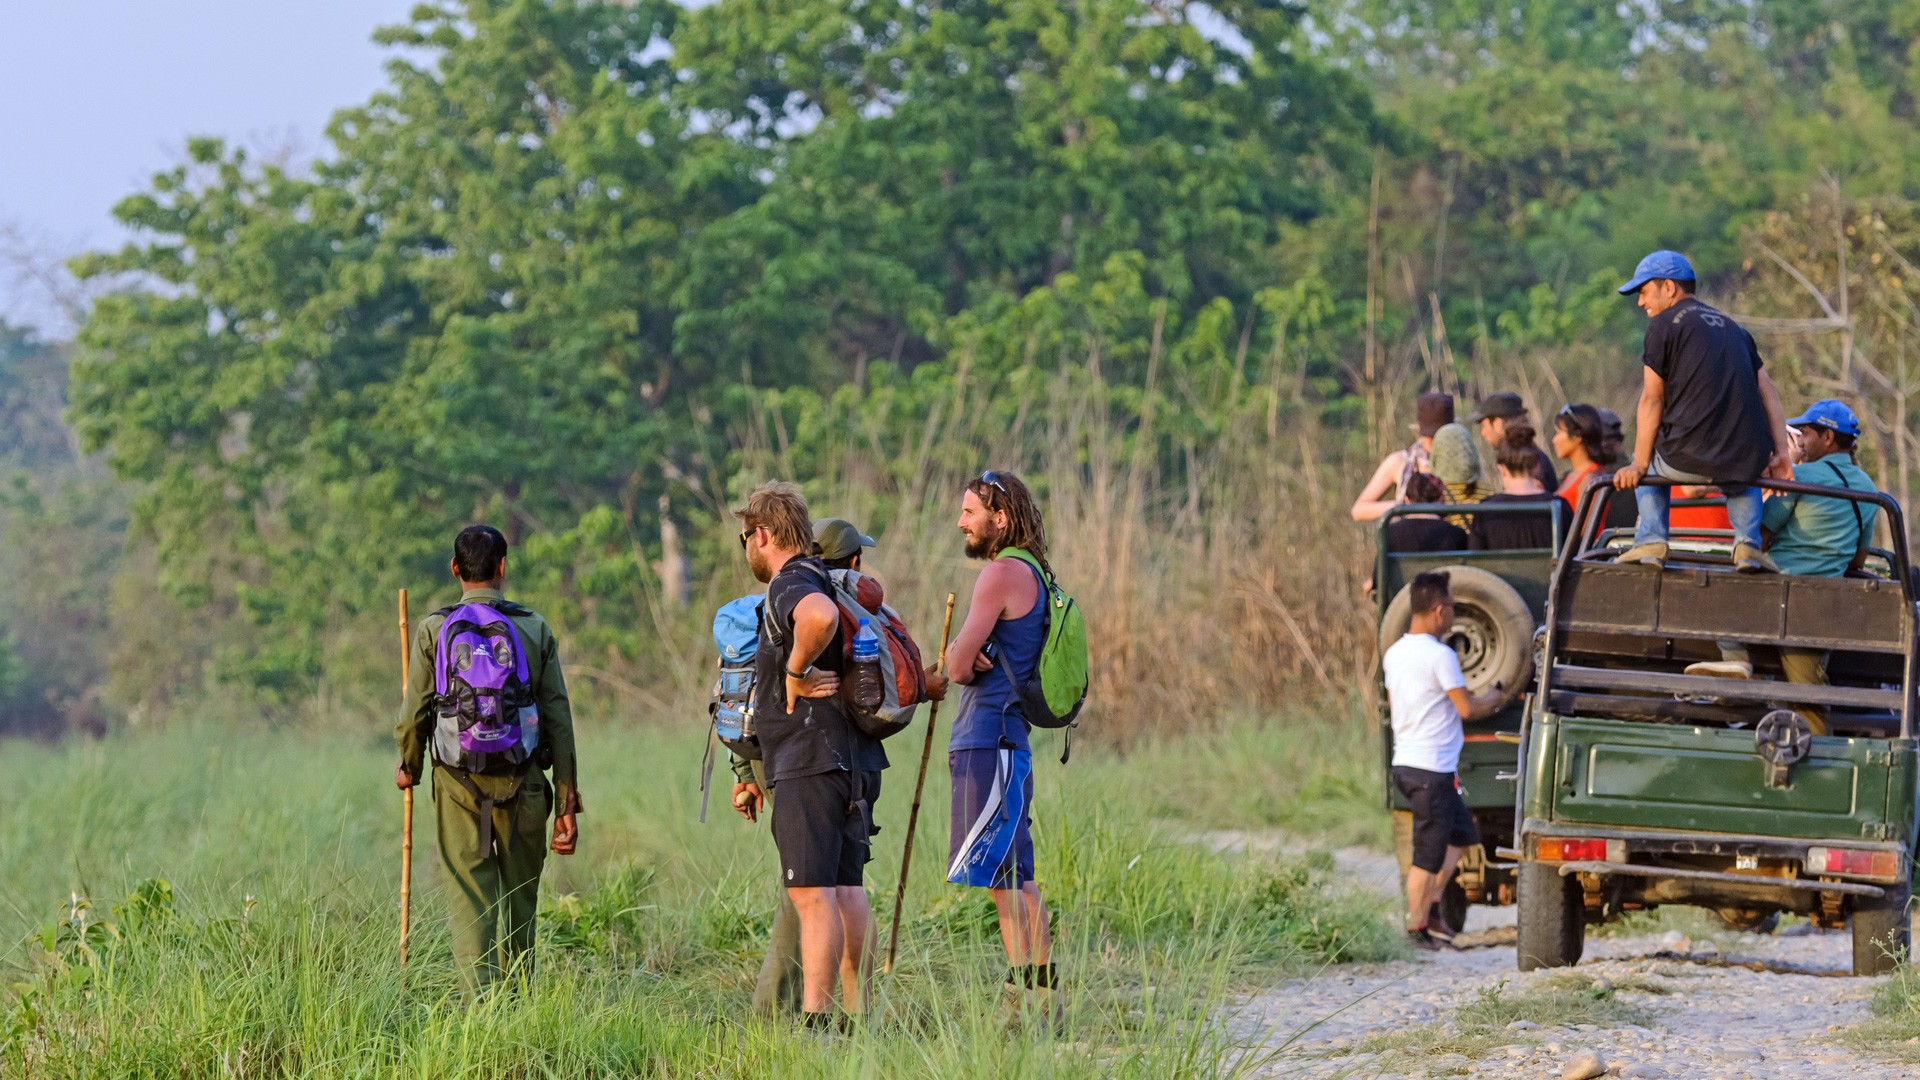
(1374, 499), (1567, 927)
(1512, 476), (1917, 974)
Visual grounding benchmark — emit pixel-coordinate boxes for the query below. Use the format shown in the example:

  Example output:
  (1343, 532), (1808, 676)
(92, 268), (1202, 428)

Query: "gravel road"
(1204, 834), (1915, 1079)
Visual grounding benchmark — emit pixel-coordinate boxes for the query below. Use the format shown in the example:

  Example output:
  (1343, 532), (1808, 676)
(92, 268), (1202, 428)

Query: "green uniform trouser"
(748, 758), (804, 1017)
(433, 766), (551, 994)
(1719, 642), (1833, 735)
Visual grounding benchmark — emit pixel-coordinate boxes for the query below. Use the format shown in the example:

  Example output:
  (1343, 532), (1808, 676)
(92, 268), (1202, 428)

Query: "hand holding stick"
(884, 592), (957, 975)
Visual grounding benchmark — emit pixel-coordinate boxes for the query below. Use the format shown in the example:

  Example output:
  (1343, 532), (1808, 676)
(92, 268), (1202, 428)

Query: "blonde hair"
(734, 481), (814, 553)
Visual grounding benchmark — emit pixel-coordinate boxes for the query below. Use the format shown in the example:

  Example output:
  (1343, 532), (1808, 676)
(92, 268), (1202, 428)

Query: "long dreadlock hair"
(967, 469), (1051, 575)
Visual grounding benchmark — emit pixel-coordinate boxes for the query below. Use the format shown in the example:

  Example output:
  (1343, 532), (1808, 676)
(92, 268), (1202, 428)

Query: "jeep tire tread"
(1516, 860), (1583, 971)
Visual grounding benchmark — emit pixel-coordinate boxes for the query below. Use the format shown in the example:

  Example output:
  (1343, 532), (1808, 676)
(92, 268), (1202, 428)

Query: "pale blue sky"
(0, 0), (416, 331)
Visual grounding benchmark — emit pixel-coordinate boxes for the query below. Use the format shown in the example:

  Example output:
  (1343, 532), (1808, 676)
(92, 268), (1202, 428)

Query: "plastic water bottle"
(850, 618), (884, 709)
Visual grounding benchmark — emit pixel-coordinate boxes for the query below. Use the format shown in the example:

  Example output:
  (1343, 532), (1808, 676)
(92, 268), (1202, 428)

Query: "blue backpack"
(700, 595), (764, 822)
(431, 600), (538, 775)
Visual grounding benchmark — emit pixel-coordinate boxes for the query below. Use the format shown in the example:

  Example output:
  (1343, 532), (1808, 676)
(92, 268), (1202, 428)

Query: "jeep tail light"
(1534, 837), (1615, 862)
(1806, 846), (1903, 882)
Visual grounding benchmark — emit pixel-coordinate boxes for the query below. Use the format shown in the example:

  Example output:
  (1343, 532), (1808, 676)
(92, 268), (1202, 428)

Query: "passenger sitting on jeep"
(1384, 472), (1468, 554)
(1685, 400), (1881, 734)
(1470, 423), (1567, 552)
(1610, 250), (1794, 572)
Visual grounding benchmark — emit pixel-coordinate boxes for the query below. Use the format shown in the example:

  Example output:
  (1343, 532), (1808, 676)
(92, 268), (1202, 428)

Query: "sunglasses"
(738, 526), (758, 550)
(979, 470), (1009, 495)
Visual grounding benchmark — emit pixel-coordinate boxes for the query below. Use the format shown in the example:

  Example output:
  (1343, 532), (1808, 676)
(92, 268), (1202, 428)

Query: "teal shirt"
(1762, 455), (1879, 577)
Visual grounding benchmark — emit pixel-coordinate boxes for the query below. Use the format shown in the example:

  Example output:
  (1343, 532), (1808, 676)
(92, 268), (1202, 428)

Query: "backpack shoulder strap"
(1820, 459), (1869, 549)
(999, 548), (1055, 634)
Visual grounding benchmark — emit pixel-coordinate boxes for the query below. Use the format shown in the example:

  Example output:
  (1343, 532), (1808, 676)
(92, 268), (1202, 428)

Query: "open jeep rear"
(1510, 477), (1918, 974)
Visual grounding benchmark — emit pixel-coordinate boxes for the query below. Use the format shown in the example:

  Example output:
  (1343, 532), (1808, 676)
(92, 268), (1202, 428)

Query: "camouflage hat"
(1429, 422), (1487, 488)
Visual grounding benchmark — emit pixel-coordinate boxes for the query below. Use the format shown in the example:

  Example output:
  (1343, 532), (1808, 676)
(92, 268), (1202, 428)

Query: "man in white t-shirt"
(1384, 570), (1508, 950)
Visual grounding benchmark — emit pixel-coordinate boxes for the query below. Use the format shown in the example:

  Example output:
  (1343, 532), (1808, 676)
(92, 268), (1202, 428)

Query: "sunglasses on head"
(978, 470), (1009, 495)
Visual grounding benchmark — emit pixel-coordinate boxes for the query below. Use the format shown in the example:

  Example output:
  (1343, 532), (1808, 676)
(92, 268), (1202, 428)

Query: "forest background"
(4, 0), (1920, 743)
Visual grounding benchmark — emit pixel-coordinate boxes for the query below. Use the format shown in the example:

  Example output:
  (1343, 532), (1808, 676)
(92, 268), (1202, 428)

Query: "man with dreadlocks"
(944, 469), (1062, 1028)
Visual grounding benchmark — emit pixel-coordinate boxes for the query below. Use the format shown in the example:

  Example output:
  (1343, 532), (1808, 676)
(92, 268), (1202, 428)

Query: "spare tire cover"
(1380, 565), (1535, 696)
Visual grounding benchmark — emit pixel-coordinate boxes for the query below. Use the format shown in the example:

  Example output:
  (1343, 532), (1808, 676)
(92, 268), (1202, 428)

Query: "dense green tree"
(67, 0), (1386, 697)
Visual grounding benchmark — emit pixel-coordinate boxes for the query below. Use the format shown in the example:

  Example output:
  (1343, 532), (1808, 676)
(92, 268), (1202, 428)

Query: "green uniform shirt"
(1762, 455), (1879, 578)
(395, 587), (577, 807)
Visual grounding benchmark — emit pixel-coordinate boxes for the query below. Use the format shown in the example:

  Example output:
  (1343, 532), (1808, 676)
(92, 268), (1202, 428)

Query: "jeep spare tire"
(1381, 565), (1535, 697)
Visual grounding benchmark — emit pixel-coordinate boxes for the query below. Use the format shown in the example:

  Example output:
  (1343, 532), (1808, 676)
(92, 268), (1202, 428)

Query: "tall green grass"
(0, 711), (1392, 1077)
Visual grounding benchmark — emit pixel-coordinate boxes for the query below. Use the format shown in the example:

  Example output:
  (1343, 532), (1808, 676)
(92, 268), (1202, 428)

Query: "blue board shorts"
(947, 747), (1035, 889)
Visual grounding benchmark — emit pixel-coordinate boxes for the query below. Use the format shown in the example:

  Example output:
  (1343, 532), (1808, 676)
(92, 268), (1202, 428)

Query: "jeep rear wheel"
(1516, 861), (1584, 970)
(1852, 882), (1911, 976)
(1380, 565), (1534, 697)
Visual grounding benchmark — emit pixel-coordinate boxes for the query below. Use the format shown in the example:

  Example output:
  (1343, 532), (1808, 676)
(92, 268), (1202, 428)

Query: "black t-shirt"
(755, 556), (887, 783)
(1383, 517), (1469, 553)
(1468, 493), (1567, 552)
(1643, 298), (1772, 482)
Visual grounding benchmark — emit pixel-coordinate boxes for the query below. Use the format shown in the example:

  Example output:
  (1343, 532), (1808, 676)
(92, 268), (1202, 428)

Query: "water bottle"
(849, 618), (885, 710)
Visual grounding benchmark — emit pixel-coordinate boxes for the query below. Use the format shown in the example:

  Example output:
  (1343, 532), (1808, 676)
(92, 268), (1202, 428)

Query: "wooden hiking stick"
(884, 592), (957, 975)
(398, 588), (414, 968)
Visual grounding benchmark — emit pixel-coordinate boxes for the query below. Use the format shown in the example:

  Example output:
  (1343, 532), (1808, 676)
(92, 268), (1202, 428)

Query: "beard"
(962, 526), (1001, 560)
(746, 544), (773, 583)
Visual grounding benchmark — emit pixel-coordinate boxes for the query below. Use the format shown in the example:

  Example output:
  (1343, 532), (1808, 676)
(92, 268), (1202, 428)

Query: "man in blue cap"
(1685, 399), (1880, 732)
(1612, 250), (1793, 571)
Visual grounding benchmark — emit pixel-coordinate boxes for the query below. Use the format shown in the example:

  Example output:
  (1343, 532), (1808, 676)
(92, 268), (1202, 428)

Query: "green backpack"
(998, 548), (1089, 745)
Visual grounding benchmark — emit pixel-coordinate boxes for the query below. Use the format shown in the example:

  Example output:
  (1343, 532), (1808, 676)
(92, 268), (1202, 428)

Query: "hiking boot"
(1617, 541), (1668, 568)
(1733, 543), (1780, 574)
(1685, 660), (1754, 680)
(993, 981), (1024, 1032)
(1028, 985), (1067, 1034)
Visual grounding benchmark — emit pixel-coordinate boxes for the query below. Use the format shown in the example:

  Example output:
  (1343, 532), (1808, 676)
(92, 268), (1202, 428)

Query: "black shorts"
(771, 770), (882, 888)
(1392, 766), (1480, 874)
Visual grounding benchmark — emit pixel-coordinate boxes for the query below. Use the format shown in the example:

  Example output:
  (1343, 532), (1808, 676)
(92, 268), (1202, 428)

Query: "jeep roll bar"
(1372, 498), (1566, 619)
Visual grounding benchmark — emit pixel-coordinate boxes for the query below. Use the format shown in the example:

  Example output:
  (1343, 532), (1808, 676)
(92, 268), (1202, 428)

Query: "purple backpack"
(431, 600), (538, 774)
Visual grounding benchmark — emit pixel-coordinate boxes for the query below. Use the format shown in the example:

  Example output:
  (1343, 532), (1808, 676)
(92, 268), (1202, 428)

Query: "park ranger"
(395, 524), (579, 994)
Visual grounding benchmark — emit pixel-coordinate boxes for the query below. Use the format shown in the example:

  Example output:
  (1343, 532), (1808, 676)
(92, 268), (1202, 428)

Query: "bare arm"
(1756, 370), (1793, 480)
(1446, 685), (1508, 721)
(946, 560), (1020, 685)
(1351, 451), (1407, 522)
(1614, 368), (1664, 489)
(782, 592), (842, 712)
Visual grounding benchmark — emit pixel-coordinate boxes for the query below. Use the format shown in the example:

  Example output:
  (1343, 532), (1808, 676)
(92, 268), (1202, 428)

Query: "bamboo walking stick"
(884, 592), (957, 975)
(398, 588), (414, 968)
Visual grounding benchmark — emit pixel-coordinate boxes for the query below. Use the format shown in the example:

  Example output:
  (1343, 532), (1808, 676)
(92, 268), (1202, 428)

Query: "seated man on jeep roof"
(1686, 399), (1880, 734)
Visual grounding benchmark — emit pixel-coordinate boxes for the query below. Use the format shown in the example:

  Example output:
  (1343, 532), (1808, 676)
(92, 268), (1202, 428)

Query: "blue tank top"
(949, 557), (1047, 752)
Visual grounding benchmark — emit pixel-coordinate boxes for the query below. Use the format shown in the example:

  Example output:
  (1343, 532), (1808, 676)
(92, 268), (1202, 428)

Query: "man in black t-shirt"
(735, 481), (887, 1026)
(1611, 250), (1792, 572)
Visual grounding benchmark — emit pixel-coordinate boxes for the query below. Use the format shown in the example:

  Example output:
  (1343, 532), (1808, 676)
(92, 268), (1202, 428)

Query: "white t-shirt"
(1384, 632), (1468, 774)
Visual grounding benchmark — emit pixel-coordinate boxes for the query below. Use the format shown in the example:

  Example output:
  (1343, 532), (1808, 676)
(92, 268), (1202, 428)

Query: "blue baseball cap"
(1786, 399), (1862, 438)
(1618, 250), (1697, 295)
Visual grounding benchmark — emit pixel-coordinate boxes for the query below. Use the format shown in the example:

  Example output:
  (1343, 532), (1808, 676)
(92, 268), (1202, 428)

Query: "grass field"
(0, 702), (1393, 1077)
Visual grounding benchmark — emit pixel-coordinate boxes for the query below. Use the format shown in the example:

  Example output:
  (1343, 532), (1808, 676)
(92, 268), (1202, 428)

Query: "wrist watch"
(787, 663), (813, 680)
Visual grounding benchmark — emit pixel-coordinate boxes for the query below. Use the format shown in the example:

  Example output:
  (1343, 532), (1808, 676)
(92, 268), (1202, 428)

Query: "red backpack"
(826, 569), (927, 706)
